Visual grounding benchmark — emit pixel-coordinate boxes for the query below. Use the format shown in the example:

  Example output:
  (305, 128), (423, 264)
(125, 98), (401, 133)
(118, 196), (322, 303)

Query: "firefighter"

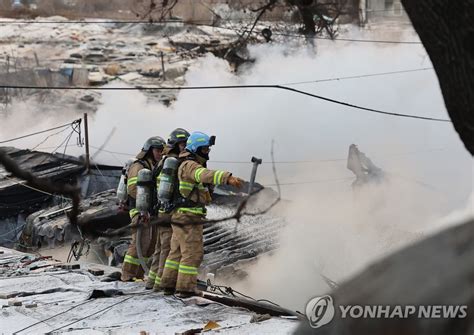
(160, 131), (244, 297)
(121, 136), (166, 282)
(146, 128), (191, 290)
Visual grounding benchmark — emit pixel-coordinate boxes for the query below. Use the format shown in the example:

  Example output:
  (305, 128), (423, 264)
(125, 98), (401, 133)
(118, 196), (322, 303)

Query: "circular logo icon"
(305, 295), (335, 329)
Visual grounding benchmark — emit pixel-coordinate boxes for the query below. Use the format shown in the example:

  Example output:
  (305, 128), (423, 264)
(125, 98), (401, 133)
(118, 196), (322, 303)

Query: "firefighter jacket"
(172, 151), (231, 222)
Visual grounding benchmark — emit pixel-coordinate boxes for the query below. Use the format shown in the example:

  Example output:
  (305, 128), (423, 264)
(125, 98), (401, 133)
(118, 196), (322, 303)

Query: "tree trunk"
(401, 0), (474, 155)
(297, 3), (317, 35)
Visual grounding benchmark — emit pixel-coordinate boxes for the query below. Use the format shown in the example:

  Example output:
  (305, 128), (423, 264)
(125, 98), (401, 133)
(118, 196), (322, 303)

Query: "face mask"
(196, 147), (210, 161)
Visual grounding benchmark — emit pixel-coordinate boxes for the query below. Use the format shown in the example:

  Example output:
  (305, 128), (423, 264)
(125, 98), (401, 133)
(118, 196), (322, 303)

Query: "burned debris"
(347, 144), (385, 189)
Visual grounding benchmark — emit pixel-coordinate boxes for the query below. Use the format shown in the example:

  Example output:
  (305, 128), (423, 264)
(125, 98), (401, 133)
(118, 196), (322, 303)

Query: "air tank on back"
(157, 157), (179, 211)
(136, 168), (153, 212)
(116, 158), (134, 202)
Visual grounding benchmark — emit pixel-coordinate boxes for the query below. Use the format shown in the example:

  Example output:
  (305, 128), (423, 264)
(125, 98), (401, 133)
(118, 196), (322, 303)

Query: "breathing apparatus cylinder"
(157, 157), (179, 211)
(116, 158), (134, 202)
(136, 168), (153, 213)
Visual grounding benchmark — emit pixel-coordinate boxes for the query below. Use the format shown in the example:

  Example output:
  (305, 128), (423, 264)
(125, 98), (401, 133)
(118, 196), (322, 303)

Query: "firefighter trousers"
(146, 225), (172, 290)
(160, 223), (204, 293)
(121, 215), (157, 281)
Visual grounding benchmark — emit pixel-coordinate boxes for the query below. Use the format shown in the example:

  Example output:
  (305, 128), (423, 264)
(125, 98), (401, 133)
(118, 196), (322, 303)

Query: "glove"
(227, 176), (244, 189)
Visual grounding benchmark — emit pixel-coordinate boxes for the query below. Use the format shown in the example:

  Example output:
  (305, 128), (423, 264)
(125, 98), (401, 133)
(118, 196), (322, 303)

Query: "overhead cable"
(0, 18), (421, 44)
(0, 119), (81, 144)
(0, 85), (450, 122)
(282, 67), (433, 86)
(272, 31), (422, 44)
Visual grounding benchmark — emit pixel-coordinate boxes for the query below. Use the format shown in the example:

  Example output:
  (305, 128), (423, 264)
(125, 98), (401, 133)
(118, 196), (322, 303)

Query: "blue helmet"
(185, 132), (216, 154)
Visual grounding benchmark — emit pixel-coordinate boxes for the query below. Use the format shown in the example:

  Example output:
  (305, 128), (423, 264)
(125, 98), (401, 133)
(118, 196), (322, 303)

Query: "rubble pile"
(0, 247), (299, 334)
(0, 17), (247, 107)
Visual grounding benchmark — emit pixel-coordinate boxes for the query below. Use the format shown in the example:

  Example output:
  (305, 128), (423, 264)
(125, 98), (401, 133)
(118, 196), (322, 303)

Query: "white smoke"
(0, 24), (472, 311)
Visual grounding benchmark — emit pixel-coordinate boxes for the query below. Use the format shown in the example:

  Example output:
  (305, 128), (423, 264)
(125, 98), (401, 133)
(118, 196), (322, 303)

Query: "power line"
(211, 147), (449, 171)
(30, 127), (71, 151)
(282, 67), (433, 86)
(34, 143), (77, 151)
(0, 19), (216, 25)
(272, 31), (422, 44)
(88, 147), (447, 165)
(263, 177), (352, 187)
(0, 18), (422, 45)
(89, 145), (134, 157)
(44, 296), (135, 334)
(211, 158), (346, 164)
(12, 300), (94, 334)
(0, 85), (451, 122)
(2, 175), (58, 198)
(0, 119), (81, 144)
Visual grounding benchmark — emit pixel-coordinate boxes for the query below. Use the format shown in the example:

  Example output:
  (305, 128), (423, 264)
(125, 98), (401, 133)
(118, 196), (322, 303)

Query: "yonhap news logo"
(305, 295), (335, 328)
(305, 295), (468, 329)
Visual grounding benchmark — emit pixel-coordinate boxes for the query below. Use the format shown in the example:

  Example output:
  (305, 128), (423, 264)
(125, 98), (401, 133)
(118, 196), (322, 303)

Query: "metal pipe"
(248, 157), (262, 194)
(83, 113), (90, 174)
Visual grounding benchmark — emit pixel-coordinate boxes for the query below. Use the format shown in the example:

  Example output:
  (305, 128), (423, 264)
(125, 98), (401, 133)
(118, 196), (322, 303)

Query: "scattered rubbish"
(80, 94), (95, 102)
(0, 292), (18, 299)
(203, 320), (221, 331)
(101, 271), (122, 282)
(0, 247), (298, 333)
(347, 144), (385, 189)
(250, 313), (272, 323)
(88, 289), (124, 299)
(59, 264), (81, 270)
(8, 300), (22, 307)
(175, 328), (203, 335)
(88, 268), (105, 276)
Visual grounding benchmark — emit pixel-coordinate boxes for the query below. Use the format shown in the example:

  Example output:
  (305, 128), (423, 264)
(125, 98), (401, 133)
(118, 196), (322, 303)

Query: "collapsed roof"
(0, 147), (122, 248)
(0, 146), (85, 218)
(18, 184), (284, 279)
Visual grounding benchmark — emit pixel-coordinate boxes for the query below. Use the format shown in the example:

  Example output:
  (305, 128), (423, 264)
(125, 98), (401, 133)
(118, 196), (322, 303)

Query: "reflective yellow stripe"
(165, 264), (178, 270)
(218, 171), (225, 184)
(154, 276), (161, 284)
(129, 208), (139, 218)
(194, 168), (206, 183)
(164, 259), (179, 270)
(177, 207), (206, 215)
(176, 134), (186, 138)
(179, 181), (194, 191)
(148, 270), (157, 280)
(179, 264), (198, 271)
(127, 177), (138, 186)
(213, 170), (225, 185)
(178, 264), (198, 275)
(124, 254), (140, 266)
(180, 181), (194, 187)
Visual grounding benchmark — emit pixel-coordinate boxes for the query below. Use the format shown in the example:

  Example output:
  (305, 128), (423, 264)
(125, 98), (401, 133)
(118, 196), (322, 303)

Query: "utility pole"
(83, 113), (90, 173)
(161, 52), (166, 81)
